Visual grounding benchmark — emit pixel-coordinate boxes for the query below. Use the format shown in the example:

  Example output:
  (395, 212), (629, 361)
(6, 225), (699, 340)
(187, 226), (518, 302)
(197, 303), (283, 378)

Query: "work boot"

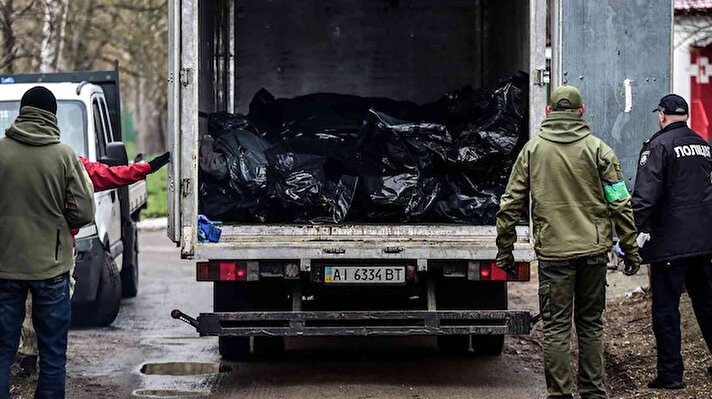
(647, 376), (685, 390)
(17, 354), (37, 377)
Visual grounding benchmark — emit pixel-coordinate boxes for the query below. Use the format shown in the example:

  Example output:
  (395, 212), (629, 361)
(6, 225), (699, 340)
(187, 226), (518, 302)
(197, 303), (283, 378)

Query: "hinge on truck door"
(533, 68), (550, 87)
(179, 67), (193, 87)
(181, 178), (192, 197)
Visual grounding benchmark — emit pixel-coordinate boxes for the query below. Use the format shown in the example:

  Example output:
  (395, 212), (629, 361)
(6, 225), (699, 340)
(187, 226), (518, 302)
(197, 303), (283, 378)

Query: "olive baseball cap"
(550, 85), (583, 110)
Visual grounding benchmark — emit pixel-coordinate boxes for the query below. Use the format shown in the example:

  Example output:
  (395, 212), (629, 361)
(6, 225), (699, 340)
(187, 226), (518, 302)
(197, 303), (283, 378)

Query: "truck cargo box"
(168, 0), (671, 263)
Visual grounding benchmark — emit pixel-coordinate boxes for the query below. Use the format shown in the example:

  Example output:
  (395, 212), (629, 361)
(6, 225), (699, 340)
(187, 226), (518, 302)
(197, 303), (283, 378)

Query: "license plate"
(324, 266), (405, 284)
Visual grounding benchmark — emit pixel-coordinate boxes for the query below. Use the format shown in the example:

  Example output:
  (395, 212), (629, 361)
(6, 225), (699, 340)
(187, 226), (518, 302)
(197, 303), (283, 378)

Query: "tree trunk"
(39, 0), (68, 72)
(0, 0), (16, 73)
(136, 77), (166, 155)
(53, 0), (68, 70)
(68, 0), (95, 70)
(39, 0), (56, 72)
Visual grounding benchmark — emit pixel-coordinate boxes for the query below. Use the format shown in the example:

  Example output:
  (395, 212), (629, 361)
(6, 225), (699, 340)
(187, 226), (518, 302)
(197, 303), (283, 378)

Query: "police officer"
(632, 94), (712, 390)
(497, 86), (640, 399)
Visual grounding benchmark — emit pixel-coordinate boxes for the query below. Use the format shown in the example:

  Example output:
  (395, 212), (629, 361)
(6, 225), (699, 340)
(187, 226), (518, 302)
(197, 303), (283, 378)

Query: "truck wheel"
(74, 252), (122, 327)
(471, 334), (505, 356)
(219, 337), (250, 360)
(437, 335), (469, 354)
(121, 220), (139, 298)
(253, 336), (285, 357)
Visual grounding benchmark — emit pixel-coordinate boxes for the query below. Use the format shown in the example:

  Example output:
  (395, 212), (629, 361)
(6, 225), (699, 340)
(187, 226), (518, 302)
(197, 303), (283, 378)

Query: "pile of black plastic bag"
(199, 72), (528, 224)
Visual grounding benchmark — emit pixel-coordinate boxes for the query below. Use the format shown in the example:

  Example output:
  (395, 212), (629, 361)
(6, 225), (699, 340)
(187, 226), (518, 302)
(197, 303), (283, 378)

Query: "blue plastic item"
(198, 215), (222, 243)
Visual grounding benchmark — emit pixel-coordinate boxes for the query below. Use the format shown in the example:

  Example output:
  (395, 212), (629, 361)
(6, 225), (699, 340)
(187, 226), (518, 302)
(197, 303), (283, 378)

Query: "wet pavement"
(64, 230), (547, 399)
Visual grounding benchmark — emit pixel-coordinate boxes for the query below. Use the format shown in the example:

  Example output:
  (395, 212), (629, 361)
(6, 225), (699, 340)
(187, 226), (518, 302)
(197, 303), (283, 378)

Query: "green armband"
(603, 180), (630, 203)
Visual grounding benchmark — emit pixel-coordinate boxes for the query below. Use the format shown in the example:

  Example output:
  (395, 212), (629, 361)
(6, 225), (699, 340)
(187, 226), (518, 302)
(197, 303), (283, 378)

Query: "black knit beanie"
(20, 86), (57, 115)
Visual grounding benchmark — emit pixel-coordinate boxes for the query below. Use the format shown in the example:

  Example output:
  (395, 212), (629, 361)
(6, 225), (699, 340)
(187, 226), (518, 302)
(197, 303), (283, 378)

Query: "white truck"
(0, 66), (148, 326)
(168, 0), (672, 359)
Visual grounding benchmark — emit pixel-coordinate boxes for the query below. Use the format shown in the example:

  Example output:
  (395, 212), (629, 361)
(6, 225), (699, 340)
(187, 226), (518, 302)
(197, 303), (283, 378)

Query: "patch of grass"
(123, 140), (168, 219)
(124, 140), (137, 161)
(144, 167), (168, 219)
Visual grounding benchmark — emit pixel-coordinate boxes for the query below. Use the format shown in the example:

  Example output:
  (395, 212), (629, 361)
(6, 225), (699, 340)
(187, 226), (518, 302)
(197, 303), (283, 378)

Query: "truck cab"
(0, 67), (148, 326)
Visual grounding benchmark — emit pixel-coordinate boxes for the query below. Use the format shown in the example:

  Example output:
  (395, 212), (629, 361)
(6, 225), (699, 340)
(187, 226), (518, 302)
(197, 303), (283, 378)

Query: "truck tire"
(437, 335), (469, 354)
(219, 337), (250, 360)
(471, 334), (505, 356)
(121, 219), (139, 298)
(74, 252), (122, 327)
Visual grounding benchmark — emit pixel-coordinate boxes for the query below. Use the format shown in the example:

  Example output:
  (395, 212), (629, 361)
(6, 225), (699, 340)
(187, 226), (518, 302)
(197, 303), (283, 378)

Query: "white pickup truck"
(0, 66), (148, 326)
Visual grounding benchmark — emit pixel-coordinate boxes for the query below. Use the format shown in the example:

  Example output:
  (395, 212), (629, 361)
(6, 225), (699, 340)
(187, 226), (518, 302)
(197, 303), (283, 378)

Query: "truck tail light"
(475, 262), (530, 281)
(197, 261), (247, 281)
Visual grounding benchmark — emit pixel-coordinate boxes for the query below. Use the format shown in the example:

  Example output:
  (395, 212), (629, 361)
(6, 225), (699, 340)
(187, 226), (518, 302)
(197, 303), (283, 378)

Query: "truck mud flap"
(172, 309), (531, 337)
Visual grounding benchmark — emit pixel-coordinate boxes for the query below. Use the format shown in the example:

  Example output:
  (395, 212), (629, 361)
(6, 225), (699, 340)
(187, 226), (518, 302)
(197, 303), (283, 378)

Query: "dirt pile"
(604, 292), (712, 398)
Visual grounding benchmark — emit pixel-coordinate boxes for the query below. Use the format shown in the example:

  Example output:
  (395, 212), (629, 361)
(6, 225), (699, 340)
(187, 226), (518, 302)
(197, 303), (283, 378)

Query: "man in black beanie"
(19, 86), (58, 115)
(0, 86), (95, 399)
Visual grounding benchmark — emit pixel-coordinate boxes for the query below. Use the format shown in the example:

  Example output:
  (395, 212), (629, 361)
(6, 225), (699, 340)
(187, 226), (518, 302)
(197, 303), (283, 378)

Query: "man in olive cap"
(496, 85), (640, 398)
(632, 94), (712, 390)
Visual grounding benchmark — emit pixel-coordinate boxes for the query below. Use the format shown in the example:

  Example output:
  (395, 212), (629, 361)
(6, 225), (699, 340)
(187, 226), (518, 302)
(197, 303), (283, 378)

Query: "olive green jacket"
(496, 111), (639, 262)
(0, 106), (95, 280)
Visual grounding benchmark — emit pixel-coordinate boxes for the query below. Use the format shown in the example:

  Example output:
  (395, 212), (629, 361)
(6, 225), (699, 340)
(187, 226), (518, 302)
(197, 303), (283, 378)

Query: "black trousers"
(651, 255), (712, 382)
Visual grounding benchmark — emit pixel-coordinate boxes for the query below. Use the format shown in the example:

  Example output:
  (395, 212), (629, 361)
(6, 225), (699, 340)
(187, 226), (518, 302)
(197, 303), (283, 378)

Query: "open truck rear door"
(167, 0), (199, 248)
(552, 0), (673, 183)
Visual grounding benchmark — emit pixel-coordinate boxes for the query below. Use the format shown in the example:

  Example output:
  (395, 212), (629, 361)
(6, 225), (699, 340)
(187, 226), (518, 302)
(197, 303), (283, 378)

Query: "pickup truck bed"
(128, 179), (147, 215)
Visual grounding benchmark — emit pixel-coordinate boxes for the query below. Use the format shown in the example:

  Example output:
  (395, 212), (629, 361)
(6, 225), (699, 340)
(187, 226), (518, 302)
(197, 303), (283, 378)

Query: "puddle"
(140, 362), (231, 376)
(133, 389), (210, 398)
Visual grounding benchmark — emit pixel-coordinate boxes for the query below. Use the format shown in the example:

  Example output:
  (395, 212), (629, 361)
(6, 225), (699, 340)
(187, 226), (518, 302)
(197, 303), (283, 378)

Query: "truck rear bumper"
(175, 310), (532, 337)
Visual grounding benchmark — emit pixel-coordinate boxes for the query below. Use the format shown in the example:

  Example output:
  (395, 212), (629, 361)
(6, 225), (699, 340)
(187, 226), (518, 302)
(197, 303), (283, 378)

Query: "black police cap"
(652, 94), (688, 116)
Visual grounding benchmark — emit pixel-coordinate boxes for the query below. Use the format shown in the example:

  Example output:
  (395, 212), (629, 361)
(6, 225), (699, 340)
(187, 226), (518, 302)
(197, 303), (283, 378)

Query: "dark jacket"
(632, 121), (712, 263)
(0, 106), (95, 280)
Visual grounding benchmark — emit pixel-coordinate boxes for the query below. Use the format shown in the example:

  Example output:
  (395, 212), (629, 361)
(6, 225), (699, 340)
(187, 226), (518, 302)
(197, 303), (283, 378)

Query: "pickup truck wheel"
(471, 334), (505, 356)
(74, 252), (122, 327)
(121, 221), (139, 298)
(219, 337), (250, 360)
(253, 336), (285, 357)
(437, 335), (469, 354)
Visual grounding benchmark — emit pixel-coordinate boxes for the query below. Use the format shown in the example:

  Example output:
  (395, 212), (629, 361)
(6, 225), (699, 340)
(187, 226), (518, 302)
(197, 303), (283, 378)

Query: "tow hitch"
(171, 309), (199, 330)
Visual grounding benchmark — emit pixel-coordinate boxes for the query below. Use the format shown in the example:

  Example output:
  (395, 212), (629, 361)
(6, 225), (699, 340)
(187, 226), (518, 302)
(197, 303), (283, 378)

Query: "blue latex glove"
(614, 240), (625, 256)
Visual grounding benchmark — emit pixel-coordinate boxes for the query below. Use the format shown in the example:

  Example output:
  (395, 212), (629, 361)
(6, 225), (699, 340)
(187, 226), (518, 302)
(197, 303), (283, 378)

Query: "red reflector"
(197, 262), (210, 281)
(479, 263), (491, 280)
(490, 262), (508, 281)
(219, 262), (236, 281)
(516, 262), (531, 281)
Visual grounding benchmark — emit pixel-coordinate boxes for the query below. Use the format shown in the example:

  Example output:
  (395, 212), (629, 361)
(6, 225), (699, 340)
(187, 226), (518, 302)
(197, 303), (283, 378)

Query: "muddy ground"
(8, 230), (712, 398)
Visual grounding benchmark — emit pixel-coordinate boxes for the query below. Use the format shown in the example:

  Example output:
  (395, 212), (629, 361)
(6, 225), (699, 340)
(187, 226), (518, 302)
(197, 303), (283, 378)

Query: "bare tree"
(1, 0), (170, 152)
(39, 0), (69, 72)
(0, 0), (37, 73)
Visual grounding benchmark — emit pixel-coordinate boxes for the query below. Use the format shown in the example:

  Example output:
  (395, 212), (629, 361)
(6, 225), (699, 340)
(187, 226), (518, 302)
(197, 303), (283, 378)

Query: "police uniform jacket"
(632, 121), (712, 263)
